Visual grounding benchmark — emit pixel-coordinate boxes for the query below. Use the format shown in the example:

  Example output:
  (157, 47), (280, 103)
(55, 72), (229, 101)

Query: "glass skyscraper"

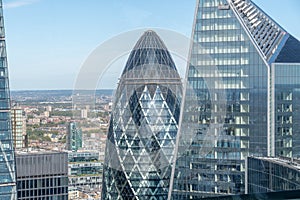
(170, 0), (300, 198)
(102, 30), (182, 199)
(0, 1), (16, 199)
(67, 122), (82, 152)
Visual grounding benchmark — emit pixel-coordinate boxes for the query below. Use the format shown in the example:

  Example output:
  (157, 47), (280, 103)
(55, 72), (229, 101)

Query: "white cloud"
(3, 0), (40, 9)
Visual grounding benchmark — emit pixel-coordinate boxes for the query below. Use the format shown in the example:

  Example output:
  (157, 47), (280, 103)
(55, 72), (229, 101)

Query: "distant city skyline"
(3, 0), (300, 90)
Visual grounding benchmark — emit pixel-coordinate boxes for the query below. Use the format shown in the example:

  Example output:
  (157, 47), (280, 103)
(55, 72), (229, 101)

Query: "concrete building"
(46, 105), (52, 112)
(15, 150), (68, 199)
(81, 109), (88, 119)
(68, 152), (102, 194)
(11, 108), (27, 149)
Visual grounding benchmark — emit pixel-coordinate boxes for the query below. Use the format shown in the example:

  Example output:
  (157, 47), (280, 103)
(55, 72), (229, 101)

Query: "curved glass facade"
(247, 156), (300, 193)
(102, 30), (182, 199)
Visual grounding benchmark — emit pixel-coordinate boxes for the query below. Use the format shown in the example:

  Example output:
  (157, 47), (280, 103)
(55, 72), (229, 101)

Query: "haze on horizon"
(3, 0), (300, 90)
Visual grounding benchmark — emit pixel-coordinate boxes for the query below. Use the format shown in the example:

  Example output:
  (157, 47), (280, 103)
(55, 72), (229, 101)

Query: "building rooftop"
(250, 156), (300, 171)
(229, 0), (287, 61)
(275, 35), (300, 63)
(15, 148), (65, 155)
(229, 0), (300, 64)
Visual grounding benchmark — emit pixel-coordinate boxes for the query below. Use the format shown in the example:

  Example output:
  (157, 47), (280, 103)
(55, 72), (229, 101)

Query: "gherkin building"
(102, 30), (182, 200)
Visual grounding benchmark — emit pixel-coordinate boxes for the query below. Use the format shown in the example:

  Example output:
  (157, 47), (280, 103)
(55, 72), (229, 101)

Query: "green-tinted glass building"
(170, 0), (300, 198)
(0, 1), (16, 199)
(67, 122), (82, 152)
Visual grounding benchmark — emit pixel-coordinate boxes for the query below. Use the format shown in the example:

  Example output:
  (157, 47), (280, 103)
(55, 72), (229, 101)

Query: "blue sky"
(3, 0), (300, 90)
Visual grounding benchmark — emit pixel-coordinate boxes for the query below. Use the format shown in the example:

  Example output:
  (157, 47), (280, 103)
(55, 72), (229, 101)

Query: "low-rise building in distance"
(68, 151), (103, 198)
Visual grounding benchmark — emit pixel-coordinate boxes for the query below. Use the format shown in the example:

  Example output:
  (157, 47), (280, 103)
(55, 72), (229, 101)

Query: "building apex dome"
(132, 30), (168, 50)
(122, 30), (177, 76)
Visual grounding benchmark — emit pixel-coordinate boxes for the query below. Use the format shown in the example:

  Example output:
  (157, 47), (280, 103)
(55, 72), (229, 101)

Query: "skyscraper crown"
(229, 0), (286, 61)
(133, 30), (168, 50)
(122, 30), (177, 76)
(229, 0), (300, 63)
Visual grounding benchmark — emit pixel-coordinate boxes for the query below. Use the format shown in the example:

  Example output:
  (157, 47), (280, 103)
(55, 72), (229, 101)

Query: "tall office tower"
(15, 150), (68, 199)
(0, 1), (16, 199)
(11, 108), (27, 149)
(170, 0), (300, 198)
(67, 122), (82, 152)
(102, 30), (182, 199)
